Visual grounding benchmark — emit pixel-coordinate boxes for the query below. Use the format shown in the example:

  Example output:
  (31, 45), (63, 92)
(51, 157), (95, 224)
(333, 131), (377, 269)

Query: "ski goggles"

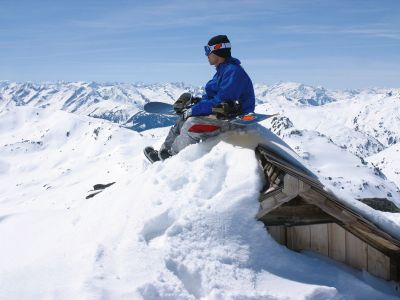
(204, 42), (231, 56)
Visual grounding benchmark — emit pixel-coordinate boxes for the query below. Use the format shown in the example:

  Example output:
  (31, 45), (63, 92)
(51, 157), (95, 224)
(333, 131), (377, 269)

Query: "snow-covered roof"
(256, 143), (400, 255)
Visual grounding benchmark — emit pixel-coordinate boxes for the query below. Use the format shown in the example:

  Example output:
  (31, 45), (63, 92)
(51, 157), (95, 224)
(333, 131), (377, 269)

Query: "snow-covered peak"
(0, 81), (201, 111)
(255, 81), (337, 106)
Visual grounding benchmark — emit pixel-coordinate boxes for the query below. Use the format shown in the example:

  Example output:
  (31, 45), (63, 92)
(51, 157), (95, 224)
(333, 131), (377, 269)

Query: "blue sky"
(1, 0), (399, 89)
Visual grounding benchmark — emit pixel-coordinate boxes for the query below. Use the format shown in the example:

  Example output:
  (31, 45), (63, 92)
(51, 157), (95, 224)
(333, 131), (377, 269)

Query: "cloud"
(276, 24), (400, 40)
(243, 58), (295, 66)
(69, 0), (295, 33)
(344, 28), (400, 40)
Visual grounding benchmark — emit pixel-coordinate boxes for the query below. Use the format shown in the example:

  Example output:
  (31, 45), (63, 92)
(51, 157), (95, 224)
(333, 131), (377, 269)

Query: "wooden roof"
(255, 143), (400, 260)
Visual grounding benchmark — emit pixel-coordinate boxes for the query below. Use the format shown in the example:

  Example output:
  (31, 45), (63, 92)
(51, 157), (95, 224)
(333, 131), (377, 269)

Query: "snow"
(1, 81), (400, 299)
(0, 81), (400, 299)
(367, 143), (400, 188)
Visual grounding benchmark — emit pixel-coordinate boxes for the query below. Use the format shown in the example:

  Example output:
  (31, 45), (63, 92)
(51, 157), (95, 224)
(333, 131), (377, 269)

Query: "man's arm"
(191, 67), (245, 116)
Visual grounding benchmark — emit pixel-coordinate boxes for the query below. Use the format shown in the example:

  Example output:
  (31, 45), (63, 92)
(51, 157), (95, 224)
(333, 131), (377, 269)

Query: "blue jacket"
(191, 57), (255, 116)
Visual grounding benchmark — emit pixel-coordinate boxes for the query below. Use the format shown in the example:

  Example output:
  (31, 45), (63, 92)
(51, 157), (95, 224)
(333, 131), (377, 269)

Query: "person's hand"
(191, 96), (201, 104)
(183, 108), (192, 120)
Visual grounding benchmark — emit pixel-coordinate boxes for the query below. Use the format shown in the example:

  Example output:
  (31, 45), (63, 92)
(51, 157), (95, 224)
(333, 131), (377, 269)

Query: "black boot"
(158, 148), (172, 161)
(143, 147), (160, 163)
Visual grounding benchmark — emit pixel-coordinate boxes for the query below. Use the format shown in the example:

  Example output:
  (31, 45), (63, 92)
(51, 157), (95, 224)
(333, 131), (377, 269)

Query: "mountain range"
(1, 80), (399, 187)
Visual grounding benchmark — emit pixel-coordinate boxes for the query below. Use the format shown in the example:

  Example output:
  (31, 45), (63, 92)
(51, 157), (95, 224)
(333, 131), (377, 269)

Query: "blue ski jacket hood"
(191, 57), (255, 116)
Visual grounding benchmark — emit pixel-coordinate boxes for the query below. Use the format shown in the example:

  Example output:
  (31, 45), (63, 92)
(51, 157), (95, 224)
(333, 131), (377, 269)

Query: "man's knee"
(181, 118), (221, 141)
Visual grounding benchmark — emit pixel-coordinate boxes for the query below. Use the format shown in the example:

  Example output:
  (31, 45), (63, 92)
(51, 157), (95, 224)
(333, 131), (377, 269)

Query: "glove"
(191, 96), (201, 104)
(212, 101), (242, 119)
(174, 93), (193, 114)
(183, 108), (192, 120)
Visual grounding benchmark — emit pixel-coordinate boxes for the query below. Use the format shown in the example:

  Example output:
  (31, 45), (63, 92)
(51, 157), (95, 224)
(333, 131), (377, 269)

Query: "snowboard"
(143, 101), (278, 125)
(143, 102), (176, 116)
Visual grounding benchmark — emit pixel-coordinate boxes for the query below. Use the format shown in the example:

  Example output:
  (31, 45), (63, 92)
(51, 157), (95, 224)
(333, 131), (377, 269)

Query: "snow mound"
(0, 106), (399, 299)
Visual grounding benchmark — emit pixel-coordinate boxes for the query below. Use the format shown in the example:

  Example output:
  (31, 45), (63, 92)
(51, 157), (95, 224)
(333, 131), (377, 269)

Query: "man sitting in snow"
(145, 35), (255, 162)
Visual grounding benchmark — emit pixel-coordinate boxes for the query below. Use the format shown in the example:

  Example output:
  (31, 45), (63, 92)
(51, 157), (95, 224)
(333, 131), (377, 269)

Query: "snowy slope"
(253, 83), (400, 189)
(1, 82), (400, 299)
(0, 105), (399, 299)
(367, 143), (400, 188)
(255, 83), (400, 156)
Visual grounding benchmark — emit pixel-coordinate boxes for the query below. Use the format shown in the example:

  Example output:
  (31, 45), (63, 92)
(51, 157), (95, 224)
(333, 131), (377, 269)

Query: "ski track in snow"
(0, 83), (400, 299)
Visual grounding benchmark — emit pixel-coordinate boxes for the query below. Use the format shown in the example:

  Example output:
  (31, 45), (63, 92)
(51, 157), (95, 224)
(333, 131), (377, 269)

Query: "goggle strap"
(209, 42), (231, 51)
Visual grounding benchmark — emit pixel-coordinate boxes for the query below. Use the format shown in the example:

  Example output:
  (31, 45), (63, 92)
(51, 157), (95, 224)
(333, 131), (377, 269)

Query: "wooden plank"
(299, 189), (358, 224)
(301, 189), (400, 254)
(270, 170), (281, 184)
(299, 181), (311, 193)
(267, 226), (286, 245)
(257, 191), (297, 219)
(345, 231), (368, 270)
(300, 189), (400, 254)
(264, 163), (273, 173)
(274, 176), (283, 187)
(286, 226), (294, 249)
(256, 145), (323, 188)
(287, 226), (310, 251)
(390, 259), (400, 281)
(310, 224), (329, 256)
(260, 186), (284, 201)
(283, 174), (299, 196)
(267, 166), (276, 178)
(328, 223), (346, 263)
(260, 204), (335, 226)
(349, 224), (400, 252)
(367, 245), (390, 280)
